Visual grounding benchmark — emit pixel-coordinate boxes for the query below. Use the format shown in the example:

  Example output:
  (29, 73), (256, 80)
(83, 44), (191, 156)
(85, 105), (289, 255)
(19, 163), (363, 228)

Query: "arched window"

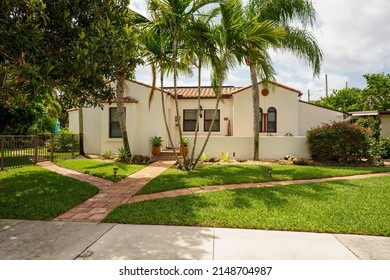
(259, 108), (263, 132)
(267, 107), (277, 132)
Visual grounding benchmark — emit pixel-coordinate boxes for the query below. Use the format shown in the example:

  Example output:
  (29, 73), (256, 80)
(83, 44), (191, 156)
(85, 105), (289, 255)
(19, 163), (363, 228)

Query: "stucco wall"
(68, 108), (102, 155)
(232, 84), (300, 137)
(186, 136), (310, 160)
(380, 115), (390, 137)
(298, 101), (345, 136)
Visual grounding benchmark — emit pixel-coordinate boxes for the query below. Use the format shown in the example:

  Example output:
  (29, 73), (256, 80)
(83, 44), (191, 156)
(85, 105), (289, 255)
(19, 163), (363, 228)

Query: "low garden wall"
(187, 136), (310, 160)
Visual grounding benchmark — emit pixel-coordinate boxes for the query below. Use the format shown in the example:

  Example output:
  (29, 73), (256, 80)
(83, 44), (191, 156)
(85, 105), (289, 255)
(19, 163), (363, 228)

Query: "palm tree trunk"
(159, 61), (179, 162)
(116, 69), (131, 156)
(249, 61), (260, 161)
(189, 59), (202, 168)
(172, 36), (187, 169)
(193, 54), (228, 168)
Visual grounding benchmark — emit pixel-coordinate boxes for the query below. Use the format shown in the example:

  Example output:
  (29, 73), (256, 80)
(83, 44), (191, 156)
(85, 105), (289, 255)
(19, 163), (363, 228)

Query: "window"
(183, 110), (198, 131)
(267, 107), (277, 132)
(259, 108), (263, 132)
(204, 109), (220, 132)
(109, 107), (124, 138)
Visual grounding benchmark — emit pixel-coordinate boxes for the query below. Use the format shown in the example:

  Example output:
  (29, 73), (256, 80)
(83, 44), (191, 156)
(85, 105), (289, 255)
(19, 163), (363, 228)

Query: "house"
(68, 80), (346, 159)
(349, 110), (390, 137)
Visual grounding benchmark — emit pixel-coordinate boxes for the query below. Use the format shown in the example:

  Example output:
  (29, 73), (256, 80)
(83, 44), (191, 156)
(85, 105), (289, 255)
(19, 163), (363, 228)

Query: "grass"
(104, 176), (390, 236)
(0, 166), (99, 220)
(138, 164), (389, 194)
(56, 158), (145, 182)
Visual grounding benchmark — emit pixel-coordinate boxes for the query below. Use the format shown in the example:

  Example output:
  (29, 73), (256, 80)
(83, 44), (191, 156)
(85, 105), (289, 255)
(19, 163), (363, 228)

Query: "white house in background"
(68, 80), (346, 159)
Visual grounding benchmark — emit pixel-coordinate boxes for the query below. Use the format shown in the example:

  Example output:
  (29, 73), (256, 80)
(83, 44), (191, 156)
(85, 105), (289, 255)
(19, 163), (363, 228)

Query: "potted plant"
(150, 136), (163, 156)
(178, 137), (189, 156)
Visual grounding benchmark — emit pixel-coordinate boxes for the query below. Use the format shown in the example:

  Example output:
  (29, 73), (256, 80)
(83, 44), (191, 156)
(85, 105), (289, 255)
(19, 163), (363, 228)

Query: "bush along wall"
(307, 121), (369, 163)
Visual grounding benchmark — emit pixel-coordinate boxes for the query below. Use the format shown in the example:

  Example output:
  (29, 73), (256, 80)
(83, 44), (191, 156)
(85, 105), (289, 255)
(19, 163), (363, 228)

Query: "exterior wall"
(298, 102), (345, 136)
(68, 108), (102, 155)
(232, 85), (300, 137)
(177, 98), (233, 139)
(380, 115), (390, 136)
(186, 136), (310, 160)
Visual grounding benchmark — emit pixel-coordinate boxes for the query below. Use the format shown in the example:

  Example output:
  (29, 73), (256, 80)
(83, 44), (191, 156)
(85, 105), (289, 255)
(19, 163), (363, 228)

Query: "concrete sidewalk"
(1, 219), (389, 260)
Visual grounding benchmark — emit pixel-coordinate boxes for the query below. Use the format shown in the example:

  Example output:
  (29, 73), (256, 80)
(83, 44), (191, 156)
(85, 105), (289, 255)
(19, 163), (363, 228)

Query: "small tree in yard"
(307, 121), (369, 164)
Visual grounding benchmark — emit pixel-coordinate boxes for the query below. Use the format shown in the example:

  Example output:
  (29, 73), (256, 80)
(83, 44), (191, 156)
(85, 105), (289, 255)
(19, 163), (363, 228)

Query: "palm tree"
(247, 0), (323, 160)
(181, 9), (220, 169)
(147, 0), (220, 170)
(193, 0), (286, 167)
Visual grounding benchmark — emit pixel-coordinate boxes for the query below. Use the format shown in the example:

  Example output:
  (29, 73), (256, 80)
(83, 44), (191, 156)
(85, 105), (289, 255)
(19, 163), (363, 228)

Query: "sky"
(130, 0), (390, 101)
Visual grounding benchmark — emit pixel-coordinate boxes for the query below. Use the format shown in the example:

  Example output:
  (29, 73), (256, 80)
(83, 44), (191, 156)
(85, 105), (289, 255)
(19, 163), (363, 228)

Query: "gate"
(0, 134), (79, 170)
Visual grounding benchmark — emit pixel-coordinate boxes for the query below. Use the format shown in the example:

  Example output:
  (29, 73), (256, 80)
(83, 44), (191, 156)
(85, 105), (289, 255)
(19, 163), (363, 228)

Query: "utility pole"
(308, 89), (311, 102)
(325, 74), (328, 97)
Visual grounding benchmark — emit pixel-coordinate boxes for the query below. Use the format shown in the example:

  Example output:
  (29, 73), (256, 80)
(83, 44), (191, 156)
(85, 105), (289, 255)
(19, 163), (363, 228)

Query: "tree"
(147, 0), (219, 170)
(247, 0), (323, 160)
(193, 0), (285, 167)
(363, 73), (390, 110)
(313, 87), (364, 112)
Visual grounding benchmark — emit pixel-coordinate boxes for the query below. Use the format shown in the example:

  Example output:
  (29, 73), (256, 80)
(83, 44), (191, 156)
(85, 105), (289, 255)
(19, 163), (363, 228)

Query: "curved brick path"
(38, 161), (174, 222)
(38, 161), (390, 223)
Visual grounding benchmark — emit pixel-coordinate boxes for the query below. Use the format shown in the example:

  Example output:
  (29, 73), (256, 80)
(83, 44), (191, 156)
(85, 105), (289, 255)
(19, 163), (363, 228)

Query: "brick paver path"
(39, 161), (174, 223)
(128, 171), (390, 204)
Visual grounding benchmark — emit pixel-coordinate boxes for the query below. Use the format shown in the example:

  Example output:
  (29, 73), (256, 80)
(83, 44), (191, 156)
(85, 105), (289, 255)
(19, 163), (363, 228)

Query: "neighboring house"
(349, 110), (390, 137)
(68, 80), (346, 159)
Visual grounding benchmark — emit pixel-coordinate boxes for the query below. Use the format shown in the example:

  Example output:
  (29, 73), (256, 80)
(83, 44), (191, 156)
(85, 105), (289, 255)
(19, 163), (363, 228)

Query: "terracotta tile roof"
(164, 86), (242, 99)
(231, 81), (302, 95)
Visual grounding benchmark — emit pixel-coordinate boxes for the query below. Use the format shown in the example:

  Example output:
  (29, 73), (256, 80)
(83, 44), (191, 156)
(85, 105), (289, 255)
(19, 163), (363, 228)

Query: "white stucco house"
(68, 80), (346, 159)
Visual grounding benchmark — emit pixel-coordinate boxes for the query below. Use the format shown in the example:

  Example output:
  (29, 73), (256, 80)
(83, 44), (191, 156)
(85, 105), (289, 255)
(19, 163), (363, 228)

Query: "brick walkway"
(39, 161), (174, 223)
(128, 171), (390, 204)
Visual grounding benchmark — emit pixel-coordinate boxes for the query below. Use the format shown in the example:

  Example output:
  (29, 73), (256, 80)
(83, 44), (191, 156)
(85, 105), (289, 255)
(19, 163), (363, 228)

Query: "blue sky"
(130, 0), (390, 101)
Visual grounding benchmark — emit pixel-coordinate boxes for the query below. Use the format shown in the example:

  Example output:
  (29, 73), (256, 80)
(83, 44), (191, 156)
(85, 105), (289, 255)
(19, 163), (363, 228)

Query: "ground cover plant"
(138, 164), (389, 194)
(56, 158), (145, 182)
(0, 166), (98, 220)
(104, 176), (390, 236)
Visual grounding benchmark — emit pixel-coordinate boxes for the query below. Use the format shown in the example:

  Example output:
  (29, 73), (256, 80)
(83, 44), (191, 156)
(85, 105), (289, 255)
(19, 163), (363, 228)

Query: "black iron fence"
(0, 133), (80, 170)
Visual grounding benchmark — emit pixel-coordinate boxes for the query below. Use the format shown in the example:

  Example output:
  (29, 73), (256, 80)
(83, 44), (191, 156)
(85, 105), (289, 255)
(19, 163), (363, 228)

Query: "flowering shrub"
(306, 121), (369, 163)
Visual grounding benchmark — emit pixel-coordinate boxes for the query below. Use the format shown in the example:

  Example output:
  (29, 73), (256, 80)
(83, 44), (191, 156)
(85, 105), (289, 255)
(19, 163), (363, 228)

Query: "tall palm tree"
(182, 9), (220, 169)
(147, 0), (221, 170)
(193, 0), (286, 168)
(247, 0), (323, 160)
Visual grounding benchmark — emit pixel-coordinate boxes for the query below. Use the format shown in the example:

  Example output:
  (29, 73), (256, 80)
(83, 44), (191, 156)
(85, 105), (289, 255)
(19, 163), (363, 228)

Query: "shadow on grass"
(0, 167), (98, 220)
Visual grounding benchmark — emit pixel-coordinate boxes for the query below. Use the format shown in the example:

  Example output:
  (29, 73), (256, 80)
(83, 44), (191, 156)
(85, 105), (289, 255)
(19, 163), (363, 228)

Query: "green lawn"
(0, 166), (99, 220)
(138, 164), (390, 194)
(104, 176), (390, 236)
(56, 158), (145, 182)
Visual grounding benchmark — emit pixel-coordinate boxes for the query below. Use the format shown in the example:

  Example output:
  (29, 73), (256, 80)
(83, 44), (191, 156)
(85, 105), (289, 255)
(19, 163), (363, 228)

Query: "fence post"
(34, 135), (38, 164)
(1, 137), (4, 171)
(50, 134), (54, 162)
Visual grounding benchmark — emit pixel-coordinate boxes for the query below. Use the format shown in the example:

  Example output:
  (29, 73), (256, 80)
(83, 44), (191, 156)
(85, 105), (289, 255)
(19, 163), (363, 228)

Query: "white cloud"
(133, 0), (390, 100)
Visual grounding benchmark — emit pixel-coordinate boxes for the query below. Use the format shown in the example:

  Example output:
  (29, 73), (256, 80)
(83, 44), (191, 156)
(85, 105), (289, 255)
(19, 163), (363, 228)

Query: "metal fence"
(0, 133), (80, 170)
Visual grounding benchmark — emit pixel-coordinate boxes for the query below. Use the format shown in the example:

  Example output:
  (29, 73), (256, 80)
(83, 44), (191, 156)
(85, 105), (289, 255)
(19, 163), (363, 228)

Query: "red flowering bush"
(307, 121), (369, 163)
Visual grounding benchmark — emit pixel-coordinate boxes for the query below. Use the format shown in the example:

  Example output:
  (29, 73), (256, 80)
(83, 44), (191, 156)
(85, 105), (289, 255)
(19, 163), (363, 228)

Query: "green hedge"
(307, 121), (369, 163)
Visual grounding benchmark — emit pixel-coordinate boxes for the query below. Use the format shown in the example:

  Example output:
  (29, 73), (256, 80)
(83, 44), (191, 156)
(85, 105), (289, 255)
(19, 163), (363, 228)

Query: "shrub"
(52, 131), (79, 152)
(102, 150), (115, 159)
(199, 153), (208, 161)
(369, 137), (390, 159)
(220, 152), (230, 162)
(307, 121), (369, 163)
(116, 147), (131, 163)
